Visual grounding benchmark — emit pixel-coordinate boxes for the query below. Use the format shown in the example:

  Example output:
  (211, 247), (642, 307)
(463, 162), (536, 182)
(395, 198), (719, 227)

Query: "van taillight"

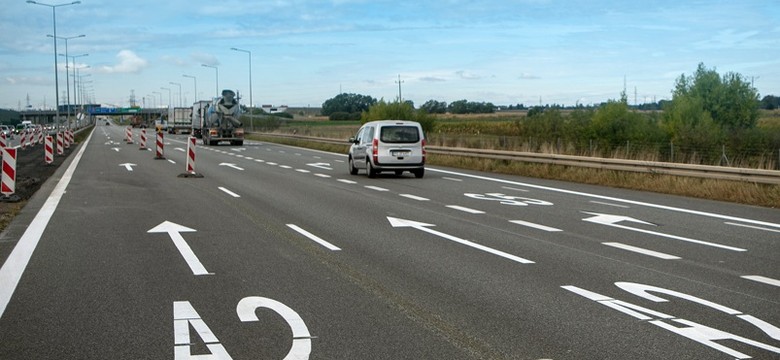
(372, 138), (379, 164)
(422, 138), (427, 164)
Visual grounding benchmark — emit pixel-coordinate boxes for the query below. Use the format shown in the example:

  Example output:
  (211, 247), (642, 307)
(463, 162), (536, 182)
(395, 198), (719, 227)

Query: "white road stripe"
(315, 173), (331, 178)
(0, 129), (92, 318)
(589, 201), (630, 208)
(442, 177), (462, 182)
(287, 224), (341, 251)
(337, 179), (357, 184)
(296, 169), (311, 173)
(446, 205), (485, 214)
(365, 185), (389, 192)
(509, 220), (562, 232)
(741, 275), (780, 287)
(602, 242), (681, 260)
(725, 222), (780, 233)
(218, 187), (241, 198)
(400, 194), (429, 201)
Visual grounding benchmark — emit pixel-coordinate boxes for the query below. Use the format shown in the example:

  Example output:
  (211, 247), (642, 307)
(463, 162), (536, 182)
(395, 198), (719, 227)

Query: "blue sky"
(1, 0), (778, 110)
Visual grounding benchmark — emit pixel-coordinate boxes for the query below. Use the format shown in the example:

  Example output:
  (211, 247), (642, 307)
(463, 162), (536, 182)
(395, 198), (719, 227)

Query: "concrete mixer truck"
(200, 89), (244, 146)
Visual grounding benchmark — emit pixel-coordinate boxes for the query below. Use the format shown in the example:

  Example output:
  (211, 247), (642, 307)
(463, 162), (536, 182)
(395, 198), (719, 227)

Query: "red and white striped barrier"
(45, 135), (54, 165)
(126, 127), (133, 144)
(19, 132), (26, 150)
(1, 146), (17, 200)
(186, 136), (196, 173)
(139, 129), (147, 150)
(0, 132), (6, 148)
(37, 129), (44, 145)
(57, 132), (64, 155)
(154, 130), (165, 159)
(64, 129), (71, 149)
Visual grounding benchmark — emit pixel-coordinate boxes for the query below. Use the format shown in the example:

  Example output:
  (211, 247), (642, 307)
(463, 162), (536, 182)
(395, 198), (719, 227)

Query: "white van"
(348, 120), (426, 178)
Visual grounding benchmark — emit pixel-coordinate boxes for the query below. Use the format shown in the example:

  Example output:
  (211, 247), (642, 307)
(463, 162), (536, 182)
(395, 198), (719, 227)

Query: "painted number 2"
(173, 297), (312, 360)
(464, 193), (553, 206)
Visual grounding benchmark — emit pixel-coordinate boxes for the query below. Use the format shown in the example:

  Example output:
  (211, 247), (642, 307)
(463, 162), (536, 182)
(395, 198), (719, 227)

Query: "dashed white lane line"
(509, 220), (562, 232)
(602, 242), (681, 260)
(442, 177), (462, 182)
(218, 187), (241, 198)
(400, 194), (429, 201)
(725, 222), (780, 233)
(337, 179), (357, 184)
(446, 205), (485, 214)
(287, 224), (341, 251)
(365, 185), (389, 192)
(741, 275), (780, 288)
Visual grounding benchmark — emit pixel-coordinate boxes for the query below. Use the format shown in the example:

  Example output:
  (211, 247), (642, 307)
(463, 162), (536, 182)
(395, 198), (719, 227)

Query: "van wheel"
(412, 168), (424, 178)
(349, 157), (358, 175)
(367, 160), (377, 178)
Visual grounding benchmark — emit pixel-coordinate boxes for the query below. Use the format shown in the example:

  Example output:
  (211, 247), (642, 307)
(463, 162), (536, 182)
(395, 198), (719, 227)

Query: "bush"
(329, 112), (361, 121)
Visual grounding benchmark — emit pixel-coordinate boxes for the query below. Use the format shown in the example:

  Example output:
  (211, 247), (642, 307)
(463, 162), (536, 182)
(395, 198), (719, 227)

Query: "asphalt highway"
(0, 123), (778, 359)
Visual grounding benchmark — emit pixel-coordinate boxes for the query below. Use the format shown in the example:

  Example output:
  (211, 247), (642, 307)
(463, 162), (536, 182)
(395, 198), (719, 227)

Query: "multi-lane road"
(0, 123), (778, 359)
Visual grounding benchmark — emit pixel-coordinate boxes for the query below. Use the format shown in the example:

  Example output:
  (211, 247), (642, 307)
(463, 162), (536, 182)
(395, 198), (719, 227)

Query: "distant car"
(0, 125), (13, 139)
(348, 120), (426, 178)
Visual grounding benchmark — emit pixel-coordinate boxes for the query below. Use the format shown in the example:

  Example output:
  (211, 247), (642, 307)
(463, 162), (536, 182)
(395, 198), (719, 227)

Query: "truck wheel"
(412, 168), (425, 178)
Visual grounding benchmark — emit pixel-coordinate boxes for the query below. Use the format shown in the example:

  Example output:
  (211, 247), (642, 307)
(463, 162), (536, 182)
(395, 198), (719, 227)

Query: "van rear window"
(380, 126), (420, 143)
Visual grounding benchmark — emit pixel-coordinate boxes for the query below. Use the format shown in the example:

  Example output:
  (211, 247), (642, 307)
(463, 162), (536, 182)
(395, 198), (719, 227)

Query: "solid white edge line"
(741, 275), (780, 288)
(509, 220), (562, 232)
(0, 129), (93, 319)
(602, 242), (681, 260)
(287, 224), (341, 251)
(218, 187), (241, 198)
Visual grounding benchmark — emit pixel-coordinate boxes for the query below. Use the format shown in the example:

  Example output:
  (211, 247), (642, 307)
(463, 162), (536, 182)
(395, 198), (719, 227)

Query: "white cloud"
(191, 52), (220, 67)
(98, 50), (148, 74)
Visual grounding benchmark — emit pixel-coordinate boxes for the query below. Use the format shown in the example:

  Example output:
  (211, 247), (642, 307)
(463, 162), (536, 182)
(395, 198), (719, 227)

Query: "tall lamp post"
(50, 33), (84, 127)
(27, 0), (82, 127)
(201, 64), (219, 97)
(160, 87), (171, 108)
(230, 47), (253, 110)
(183, 74), (197, 102)
(169, 82), (182, 107)
(152, 91), (162, 108)
(69, 54), (88, 110)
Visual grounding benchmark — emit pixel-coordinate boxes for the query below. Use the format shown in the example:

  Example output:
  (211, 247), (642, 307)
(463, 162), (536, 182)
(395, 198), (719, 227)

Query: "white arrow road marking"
(119, 163), (136, 171)
(307, 162), (333, 170)
(148, 221), (212, 276)
(112, 148), (120, 152)
(219, 163), (244, 171)
(582, 212), (747, 252)
(387, 217), (534, 264)
(287, 224), (341, 251)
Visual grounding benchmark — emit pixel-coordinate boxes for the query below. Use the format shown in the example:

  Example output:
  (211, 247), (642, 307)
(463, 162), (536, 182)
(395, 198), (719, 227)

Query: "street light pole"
(160, 87), (171, 108)
(230, 47), (253, 110)
(50, 34), (84, 127)
(152, 91), (162, 108)
(27, 0), (82, 127)
(201, 64), (219, 97)
(70, 54), (88, 110)
(183, 74), (197, 103)
(169, 82), (182, 107)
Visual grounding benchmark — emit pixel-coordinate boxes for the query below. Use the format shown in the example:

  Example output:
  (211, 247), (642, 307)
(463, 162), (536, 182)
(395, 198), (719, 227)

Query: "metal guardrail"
(256, 133), (780, 184)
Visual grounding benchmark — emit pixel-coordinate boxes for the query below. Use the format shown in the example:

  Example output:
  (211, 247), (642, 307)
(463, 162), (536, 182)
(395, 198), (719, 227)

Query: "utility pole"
(395, 74), (404, 103)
